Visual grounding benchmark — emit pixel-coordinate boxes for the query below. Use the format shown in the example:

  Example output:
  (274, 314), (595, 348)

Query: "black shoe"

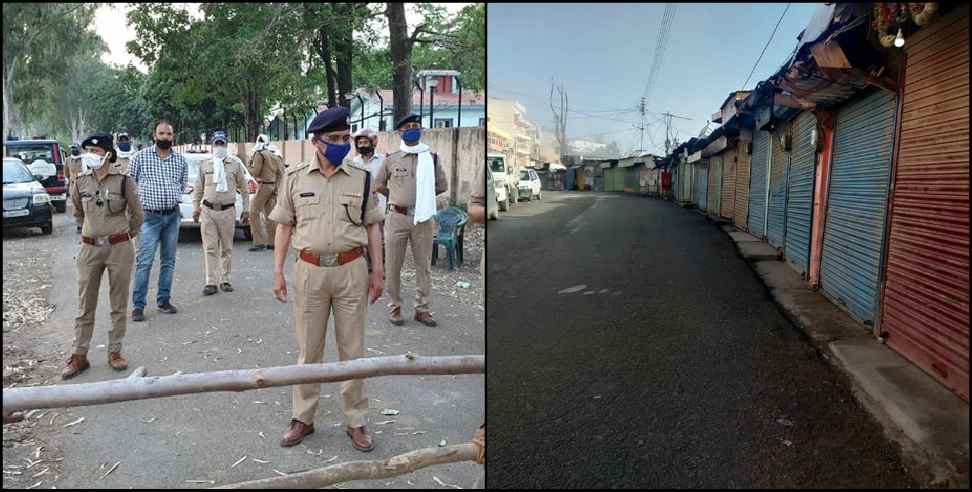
(202, 285), (218, 296)
(158, 302), (178, 314)
(248, 245), (266, 252)
(132, 308), (144, 322)
(75, 225), (82, 234)
(219, 282), (234, 292)
(266, 244), (275, 250)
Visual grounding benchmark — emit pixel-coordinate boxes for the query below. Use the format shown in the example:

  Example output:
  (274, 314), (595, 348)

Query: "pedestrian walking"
(63, 133), (144, 379)
(247, 133), (283, 252)
(351, 127), (387, 273)
(192, 131), (250, 296)
(128, 120), (188, 322)
(269, 107), (384, 452)
(374, 114), (447, 327)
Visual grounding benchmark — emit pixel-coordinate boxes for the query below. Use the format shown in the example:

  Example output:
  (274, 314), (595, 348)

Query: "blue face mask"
(320, 141), (351, 165)
(118, 142), (131, 152)
(402, 128), (422, 144)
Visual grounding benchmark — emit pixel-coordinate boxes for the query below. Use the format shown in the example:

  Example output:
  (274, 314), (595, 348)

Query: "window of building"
(434, 118), (453, 128)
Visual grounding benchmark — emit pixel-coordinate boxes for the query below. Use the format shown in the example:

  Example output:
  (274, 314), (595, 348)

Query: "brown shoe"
(279, 419), (314, 447)
(108, 352), (129, 371)
(346, 426), (375, 452)
(61, 354), (90, 380)
(414, 311), (438, 327)
(389, 307), (405, 326)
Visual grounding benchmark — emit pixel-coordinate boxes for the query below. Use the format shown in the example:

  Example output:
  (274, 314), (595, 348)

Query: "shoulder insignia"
(287, 162), (311, 176)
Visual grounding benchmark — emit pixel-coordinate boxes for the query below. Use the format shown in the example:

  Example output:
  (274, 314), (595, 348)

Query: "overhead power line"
(740, 3), (791, 91)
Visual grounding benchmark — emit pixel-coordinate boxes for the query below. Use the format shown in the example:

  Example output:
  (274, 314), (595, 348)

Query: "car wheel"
(537, 191), (542, 200)
(54, 202), (66, 214)
(41, 222), (53, 235)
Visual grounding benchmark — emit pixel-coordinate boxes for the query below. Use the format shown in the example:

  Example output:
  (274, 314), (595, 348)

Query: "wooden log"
(216, 443), (479, 489)
(2, 355), (484, 415)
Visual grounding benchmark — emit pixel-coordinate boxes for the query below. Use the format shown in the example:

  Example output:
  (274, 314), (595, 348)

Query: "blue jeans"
(132, 210), (181, 309)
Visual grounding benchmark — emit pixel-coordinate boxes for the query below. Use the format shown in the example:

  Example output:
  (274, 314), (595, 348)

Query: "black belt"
(145, 207), (179, 215)
(203, 200), (234, 211)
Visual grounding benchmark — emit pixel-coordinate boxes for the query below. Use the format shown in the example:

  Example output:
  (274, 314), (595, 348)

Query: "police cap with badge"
(306, 107), (350, 136)
(81, 133), (117, 163)
(395, 114), (421, 130)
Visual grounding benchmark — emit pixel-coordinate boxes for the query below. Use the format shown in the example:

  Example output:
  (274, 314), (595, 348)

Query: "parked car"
(3, 139), (67, 213)
(517, 168), (542, 201)
(3, 157), (53, 235)
(488, 153), (514, 211)
(179, 151), (258, 240)
(486, 161), (498, 220)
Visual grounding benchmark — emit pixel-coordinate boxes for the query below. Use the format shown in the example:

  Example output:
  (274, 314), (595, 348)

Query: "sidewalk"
(719, 223), (970, 488)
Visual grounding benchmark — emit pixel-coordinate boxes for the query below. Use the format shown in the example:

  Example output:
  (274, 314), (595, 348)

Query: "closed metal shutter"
(735, 145), (750, 230)
(681, 162), (692, 201)
(721, 151), (736, 219)
(784, 111), (817, 277)
(749, 129), (770, 237)
(820, 89), (897, 324)
(767, 125), (788, 248)
(708, 157), (720, 213)
(882, 6), (969, 402)
(696, 161), (708, 210)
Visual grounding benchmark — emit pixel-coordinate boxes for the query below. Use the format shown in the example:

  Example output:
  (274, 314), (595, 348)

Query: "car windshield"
(3, 159), (34, 184)
(488, 157), (505, 173)
(520, 170), (530, 180)
(7, 145), (54, 163)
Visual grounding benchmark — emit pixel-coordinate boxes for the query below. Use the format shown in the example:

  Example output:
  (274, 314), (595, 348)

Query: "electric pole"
(660, 111), (691, 155)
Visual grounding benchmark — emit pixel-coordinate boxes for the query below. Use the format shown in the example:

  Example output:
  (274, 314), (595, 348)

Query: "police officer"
(248, 133), (283, 252)
(351, 128), (387, 274)
(66, 142), (84, 233)
(192, 131), (250, 295)
(63, 133), (144, 379)
(375, 114), (447, 327)
(269, 107), (384, 452)
(114, 132), (135, 175)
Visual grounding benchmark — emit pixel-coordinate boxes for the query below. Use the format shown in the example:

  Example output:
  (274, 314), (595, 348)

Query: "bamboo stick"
(3, 355), (483, 415)
(216, 443), (479, 489)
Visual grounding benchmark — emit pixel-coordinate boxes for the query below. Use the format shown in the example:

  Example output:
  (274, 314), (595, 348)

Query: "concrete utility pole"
(659, 111), (691, 155)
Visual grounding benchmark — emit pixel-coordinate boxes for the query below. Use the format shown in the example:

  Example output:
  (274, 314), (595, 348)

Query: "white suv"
(517, 168), (542, 201)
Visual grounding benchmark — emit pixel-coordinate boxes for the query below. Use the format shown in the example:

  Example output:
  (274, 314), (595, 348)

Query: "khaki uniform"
(469, 161), (486, 289)
(193, 156), (250, 286)
(113, 154), (132, 176)
(269, 153), (383, 428)
(375, 151), (448, 316)
(248, 149), (283, 246)
(66, 156), (84, 228)
(70, 166), (144, 355)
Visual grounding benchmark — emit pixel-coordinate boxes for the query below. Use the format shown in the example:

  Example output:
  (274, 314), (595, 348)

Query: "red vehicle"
(4, 139), (68, 213)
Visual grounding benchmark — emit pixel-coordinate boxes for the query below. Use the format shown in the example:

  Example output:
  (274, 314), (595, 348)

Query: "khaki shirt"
(374, 151), (448, 208)
(249, 149), (282, 183)
(71, 166), (144, 238)
(269, 153), (383, 255)
(113, 155), (131, 176)
(66, 156), (83, 188)
(192, 156), (250, 211)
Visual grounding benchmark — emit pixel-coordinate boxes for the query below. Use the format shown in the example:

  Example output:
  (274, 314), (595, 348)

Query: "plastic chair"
(431, 206), (468, 271)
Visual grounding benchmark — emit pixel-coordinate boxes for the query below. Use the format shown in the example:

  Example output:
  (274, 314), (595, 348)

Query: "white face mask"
(213, 146), (228, 159)
(81, 152), (106, 170)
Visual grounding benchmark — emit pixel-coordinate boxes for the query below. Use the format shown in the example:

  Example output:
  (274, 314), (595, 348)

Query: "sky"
(487, 3), (820, 156)
(95, 3), (472, 73)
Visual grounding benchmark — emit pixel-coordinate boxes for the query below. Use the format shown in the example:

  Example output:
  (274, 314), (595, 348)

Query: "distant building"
(348, 74), (485, 133)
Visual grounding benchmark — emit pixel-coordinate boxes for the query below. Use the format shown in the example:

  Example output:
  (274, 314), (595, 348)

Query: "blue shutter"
(784, 111), (817, 277)
(749, 129), (770, 237)
(820, 90), (897, 324)
(767, 126), (788, 248)
(696, 162), (708, 210)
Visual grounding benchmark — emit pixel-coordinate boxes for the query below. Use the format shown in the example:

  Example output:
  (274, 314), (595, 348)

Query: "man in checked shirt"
(128, 120), (189, 322)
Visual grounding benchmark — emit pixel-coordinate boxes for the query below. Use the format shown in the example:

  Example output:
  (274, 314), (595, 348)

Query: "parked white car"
(179, 152), (257, 240)
(517, 168), (542, 201)
(486, 162), (498, 220)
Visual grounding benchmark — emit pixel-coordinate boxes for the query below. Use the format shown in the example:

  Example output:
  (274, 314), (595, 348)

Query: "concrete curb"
(718, 223), (970, 488)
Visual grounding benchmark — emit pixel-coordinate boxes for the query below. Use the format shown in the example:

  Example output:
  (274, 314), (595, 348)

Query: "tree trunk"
(387, 2), (413, 125)
(333, 3), (354, 110)
(3, 59), (18, 139)
(217, 444), (480, 489)
(318, 29), (337, 109)
(2, 354), (484, 415)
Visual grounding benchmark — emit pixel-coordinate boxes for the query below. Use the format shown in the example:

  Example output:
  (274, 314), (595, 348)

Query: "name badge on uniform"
(299, 192), (316, 197)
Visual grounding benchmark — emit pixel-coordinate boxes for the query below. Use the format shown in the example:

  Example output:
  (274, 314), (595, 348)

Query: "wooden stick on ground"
(215, 443), (479, 489)
(3, 355), (484, 415)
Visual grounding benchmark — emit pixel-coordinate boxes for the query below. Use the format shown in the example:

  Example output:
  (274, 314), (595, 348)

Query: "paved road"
(3, 208), (483, 489)
(486, 191), (915, 488)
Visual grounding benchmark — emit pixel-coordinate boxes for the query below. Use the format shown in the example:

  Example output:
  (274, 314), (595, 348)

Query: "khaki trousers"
(384, 211), (435, 314)
(73, 240), (134, 355)
(200, 206), (236, 285)
(292, 255), (369, 428)
(249, 184), (277, 246)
